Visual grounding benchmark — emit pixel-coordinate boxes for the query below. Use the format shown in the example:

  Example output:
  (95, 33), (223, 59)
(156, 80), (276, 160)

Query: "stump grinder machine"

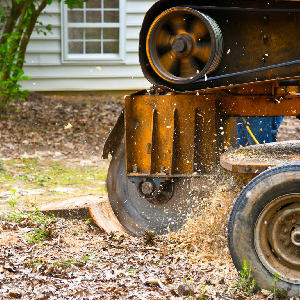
(101, 0), (300, 296)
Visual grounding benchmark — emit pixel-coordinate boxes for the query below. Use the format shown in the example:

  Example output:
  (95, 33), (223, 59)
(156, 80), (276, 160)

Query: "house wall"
(22, 0), (155, 92)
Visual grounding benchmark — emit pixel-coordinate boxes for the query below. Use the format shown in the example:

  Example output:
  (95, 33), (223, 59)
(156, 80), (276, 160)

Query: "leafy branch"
(0, 0), (88, 113)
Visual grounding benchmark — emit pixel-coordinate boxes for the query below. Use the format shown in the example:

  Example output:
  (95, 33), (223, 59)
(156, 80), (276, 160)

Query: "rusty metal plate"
(220, 140), (300, 173)
(221, 94), (300, 117)
(125, 93), (219, 176)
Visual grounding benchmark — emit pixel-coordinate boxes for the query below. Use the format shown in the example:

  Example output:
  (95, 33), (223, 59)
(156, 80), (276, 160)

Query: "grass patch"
(2, 208), (56, 244)
(234, 259), (257, 297)
(0, 158), (108, 208)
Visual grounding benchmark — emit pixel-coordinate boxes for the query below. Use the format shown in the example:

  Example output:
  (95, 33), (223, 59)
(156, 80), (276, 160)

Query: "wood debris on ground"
(1, 94), (300, 299)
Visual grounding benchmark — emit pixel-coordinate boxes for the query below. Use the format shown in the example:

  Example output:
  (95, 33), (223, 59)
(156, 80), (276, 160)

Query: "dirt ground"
(0, 92), (124, 159)
(1, 93), (300, 299)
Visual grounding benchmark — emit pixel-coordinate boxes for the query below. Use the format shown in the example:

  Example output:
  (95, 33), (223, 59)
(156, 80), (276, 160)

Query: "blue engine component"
(237, 117), (284, 147)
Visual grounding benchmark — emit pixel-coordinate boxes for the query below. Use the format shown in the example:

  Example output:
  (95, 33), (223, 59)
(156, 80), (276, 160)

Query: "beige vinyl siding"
(22, 0), (155, 91)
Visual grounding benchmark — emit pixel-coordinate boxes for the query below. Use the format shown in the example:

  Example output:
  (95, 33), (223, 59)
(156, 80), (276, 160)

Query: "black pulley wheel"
(106, 143), (193, 235)
(146, 7), (223, 84)
(228, 163), (300, 297)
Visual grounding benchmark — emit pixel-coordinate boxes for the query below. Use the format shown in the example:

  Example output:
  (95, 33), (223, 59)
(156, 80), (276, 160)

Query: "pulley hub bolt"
(291, 228), (300, 247)
(173, 39), (186, 52)
(172, 34), (193, 56)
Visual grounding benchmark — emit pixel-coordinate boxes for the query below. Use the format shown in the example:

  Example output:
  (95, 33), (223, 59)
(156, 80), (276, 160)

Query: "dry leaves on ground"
(0, 93), (123, 159)
(1, 94), (300, 299)
(0, 216), (243, 300)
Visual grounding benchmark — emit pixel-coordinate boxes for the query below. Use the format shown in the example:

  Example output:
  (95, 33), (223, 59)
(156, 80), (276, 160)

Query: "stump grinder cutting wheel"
(100, 0), (300, 296)
(106, 143), (193, 235)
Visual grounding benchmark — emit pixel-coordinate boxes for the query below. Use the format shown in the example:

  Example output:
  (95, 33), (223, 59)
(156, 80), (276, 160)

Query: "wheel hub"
(255, 195), (300, 283)
(141, 181), (155, 195)
(172, 34), (194, 57)
(137, 178), (174, 205)
(268, 204), (300, 269)
(139, 180), (156, 198)
(291, 227), (300, 247)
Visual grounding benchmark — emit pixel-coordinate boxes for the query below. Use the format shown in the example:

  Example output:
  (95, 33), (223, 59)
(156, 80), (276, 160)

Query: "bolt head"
(160, 165), (165, 173)
(141, 181), (154, 195)
(173, 39), (186, 53)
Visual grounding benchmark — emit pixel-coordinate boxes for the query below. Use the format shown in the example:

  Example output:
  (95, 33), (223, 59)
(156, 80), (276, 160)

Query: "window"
(62, 0), (124, 62)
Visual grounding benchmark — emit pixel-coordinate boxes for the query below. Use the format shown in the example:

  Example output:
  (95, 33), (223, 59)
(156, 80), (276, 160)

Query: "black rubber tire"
(106, 143), (193, 235)
(228, 162), (300, 297)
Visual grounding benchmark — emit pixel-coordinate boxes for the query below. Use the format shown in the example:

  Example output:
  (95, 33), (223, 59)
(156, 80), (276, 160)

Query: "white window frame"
(61, 0), (125, 64)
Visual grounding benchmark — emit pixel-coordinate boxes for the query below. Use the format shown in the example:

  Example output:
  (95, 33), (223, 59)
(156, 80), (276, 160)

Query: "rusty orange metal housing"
(123, 82), (300, 177)
(125, 92), (219, 177)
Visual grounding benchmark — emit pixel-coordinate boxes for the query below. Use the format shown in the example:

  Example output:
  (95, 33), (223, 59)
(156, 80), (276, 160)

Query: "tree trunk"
(0, 95), (8, 116)
(0, 0), (47, 114)
(13, 0), (47, 78)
